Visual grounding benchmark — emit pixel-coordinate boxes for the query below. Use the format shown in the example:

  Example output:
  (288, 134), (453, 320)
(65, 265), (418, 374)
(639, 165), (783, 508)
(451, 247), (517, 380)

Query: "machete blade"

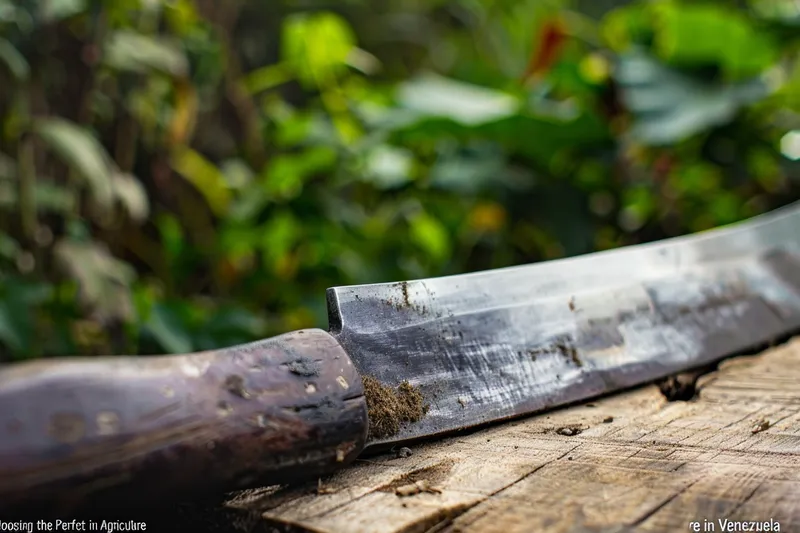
(327, 201), (800, 447)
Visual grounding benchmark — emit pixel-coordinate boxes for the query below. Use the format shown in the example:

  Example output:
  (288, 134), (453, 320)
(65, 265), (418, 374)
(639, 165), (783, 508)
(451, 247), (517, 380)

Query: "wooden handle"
(0, 328), (367, 517)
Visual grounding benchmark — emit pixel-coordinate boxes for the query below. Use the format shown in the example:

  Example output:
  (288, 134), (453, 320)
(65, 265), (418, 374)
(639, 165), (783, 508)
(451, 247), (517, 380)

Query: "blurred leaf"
(362, 145), (413, 189)
(193, 306), (265, 351)
(0, 301), (25, 353)
(40, 0), (86, 22)
(750, 0), (800, 25)
(652, 1), (778, 80)
(0, 278), (54, 357)
(33, 118), (114, 209)
(104, 30), (189, 78)
(614, 50), (769, 145)
(409, 212), (451, 262)
(168, 79), (198, 145)
(263, 147), (337, 201)
(0, 233), (19, 260)
(0, 181), (77, 214)
(242, 63), (294, 94)
(220, 158), (255, 189)
(156, 214), (185, 264)
(261, 211), (299, 268)
(170, 146), (232, 216)
(601, 4), (653, 51)
(53, 239), (136, 324)
(282, 11), (356, 88)
(144, 303), (193, 354)
(0, 37), (29, 81)
(428, 143), (508, 193)
(397, 73), (520, 125)
(111, 172), (149, 222)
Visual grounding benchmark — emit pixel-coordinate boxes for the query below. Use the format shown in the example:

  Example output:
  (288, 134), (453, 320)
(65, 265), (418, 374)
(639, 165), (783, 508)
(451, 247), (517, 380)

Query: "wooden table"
(196, 338), (800, 533)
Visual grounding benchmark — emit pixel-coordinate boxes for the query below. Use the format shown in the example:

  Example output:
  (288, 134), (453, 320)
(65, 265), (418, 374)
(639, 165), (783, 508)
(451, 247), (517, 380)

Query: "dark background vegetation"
(0, 0), (798, 360)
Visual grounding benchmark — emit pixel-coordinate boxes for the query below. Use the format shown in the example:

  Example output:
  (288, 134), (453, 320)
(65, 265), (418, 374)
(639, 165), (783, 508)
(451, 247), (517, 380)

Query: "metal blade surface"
(326, 201), (800, 447)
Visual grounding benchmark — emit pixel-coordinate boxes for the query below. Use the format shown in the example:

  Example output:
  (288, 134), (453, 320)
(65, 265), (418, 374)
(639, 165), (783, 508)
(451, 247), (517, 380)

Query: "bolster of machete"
(0, 328), (368, 517)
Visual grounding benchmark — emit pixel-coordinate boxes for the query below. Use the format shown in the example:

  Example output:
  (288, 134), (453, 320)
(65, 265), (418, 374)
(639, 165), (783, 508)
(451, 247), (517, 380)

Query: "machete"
(2, 201), (800, 516)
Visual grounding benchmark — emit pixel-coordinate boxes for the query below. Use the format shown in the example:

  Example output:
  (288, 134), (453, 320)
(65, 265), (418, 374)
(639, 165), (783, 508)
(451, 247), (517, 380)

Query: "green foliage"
(0, 0), (798, 359)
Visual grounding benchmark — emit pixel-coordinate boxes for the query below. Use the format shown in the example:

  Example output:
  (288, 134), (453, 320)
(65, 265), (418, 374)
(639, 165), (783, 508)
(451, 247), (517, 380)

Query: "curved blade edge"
(327, 202), (800, 446)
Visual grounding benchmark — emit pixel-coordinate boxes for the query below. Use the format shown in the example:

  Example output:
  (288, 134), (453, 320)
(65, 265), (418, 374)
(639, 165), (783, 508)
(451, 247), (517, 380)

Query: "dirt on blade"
(362, 376), (428, 440)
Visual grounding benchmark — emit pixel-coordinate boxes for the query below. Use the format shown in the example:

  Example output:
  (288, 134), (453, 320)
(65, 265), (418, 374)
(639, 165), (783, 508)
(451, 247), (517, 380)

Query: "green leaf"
(409, 212), (451, 262)
(242, 63), (294, 94)
(170, 146), (232, 216)
(652, 2), (778, 80)
(261, 211), (299, 266)
(156, 214), (185, 264)
(601, 4), (653, 51)
(263, 147), (337, 201)
(614, 50), (769, 145)
(0, 278), (53, 357)
(282, 11), (356, 88)
(0, 37), (29, 81)
(0, 301), (25, 353)
(33, 118), (114, 209)
(144, 303), (193, 354)
(104, 30), (189, 78)
(397, 73), (520, 125)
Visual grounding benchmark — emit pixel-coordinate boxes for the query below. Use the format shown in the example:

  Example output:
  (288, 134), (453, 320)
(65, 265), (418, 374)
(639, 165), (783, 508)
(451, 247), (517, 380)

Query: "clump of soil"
(362, 376), (428, 440)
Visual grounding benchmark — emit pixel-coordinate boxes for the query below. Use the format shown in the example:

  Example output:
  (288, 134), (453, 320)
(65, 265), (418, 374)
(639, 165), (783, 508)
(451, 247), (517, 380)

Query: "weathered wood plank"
(227, 338), (800, 533)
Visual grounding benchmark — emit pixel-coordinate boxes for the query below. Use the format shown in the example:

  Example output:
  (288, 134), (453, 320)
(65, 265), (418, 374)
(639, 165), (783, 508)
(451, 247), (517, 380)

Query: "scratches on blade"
(327, 204), (800, 447)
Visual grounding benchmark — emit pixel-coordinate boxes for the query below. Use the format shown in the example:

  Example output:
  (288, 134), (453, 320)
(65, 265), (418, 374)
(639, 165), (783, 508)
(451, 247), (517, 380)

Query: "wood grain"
(226, 337), (800, 533)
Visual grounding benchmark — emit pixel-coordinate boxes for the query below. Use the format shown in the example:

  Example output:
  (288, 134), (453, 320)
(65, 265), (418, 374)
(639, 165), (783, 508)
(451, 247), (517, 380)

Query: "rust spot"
(362, 376), (428, 440)
(224, 374), (251, 399)
(401, 281), (411, 308)
(49, 412), (86, 444)
(556, 341), (582, 368)
(384, 282), (428, 315)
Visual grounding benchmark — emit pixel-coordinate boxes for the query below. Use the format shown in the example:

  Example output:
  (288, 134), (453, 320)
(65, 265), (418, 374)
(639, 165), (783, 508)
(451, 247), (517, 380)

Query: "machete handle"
(0, 328), (367, 517)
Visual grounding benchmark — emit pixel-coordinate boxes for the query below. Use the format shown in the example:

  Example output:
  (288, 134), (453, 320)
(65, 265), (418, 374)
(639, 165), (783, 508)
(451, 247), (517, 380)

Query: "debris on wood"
(394, 480), (442, 497)
(751, 418), (771, 434)
(317, 479), (337, 495)
(656, 364), (716, 402)
(396, 447), (413, 459)
(555, 426), (583, 436)
(362, 376), (429, 439)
